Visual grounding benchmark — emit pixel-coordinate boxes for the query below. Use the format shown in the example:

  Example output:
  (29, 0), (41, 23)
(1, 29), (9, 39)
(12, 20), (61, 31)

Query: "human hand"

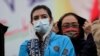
(83, 20), (92, 35)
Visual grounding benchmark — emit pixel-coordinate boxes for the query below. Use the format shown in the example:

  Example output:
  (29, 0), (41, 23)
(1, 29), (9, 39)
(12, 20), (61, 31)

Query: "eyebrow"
(41, 14), (48, 16)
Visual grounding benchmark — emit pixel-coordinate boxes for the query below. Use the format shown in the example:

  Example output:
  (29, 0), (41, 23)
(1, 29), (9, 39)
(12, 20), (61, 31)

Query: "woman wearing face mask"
(19, 5), (75, 56)
(57, 12), (97, 56)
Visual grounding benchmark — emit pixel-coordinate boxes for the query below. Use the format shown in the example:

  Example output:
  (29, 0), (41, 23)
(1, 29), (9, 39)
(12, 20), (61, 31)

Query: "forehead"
(62, 15), (78, 24)
(32, 9), (48, 16)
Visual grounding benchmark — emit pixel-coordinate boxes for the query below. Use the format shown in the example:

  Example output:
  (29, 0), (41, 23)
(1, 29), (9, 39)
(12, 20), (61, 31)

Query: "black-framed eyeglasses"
(62, 23), (79, 28)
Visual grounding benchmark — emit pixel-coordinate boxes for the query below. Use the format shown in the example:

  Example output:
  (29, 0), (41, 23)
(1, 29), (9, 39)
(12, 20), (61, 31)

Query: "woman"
(19, 5), (75, 56)
(57, 12), (97, 56)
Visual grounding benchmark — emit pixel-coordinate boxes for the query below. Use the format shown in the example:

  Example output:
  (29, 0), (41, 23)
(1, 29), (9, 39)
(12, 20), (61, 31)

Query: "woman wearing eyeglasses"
(57, 12), (97, 56)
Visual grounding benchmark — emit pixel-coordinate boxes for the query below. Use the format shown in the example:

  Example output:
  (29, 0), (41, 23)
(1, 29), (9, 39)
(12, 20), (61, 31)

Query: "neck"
(36, 32), (45, 41)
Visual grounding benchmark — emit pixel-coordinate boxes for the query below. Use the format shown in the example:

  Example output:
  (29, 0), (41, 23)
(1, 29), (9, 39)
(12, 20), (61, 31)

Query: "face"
(61, 15), (79, 38)
(31, 8), (51, 34)
(32, 8), (51, 23)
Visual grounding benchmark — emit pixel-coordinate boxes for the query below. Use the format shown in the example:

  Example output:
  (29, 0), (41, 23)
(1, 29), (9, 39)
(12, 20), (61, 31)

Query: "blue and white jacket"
(19, 32), (75, 56)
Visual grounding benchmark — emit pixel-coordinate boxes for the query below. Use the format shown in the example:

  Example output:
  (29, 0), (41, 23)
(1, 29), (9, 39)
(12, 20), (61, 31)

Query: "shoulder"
(52, 32), (71, 42)
(20, 40), (29, 47)
(57, 34), (70, 41)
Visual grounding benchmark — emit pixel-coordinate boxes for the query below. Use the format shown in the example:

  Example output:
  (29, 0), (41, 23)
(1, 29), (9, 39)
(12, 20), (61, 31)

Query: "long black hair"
(57, 12), (86, 39)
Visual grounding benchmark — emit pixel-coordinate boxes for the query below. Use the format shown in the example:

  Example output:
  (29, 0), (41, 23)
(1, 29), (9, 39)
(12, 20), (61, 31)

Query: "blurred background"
(0, 0), (99, 56)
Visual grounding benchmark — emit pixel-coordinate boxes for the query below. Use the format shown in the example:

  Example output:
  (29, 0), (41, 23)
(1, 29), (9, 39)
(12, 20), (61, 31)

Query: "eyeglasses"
(62, 23), (79, 28)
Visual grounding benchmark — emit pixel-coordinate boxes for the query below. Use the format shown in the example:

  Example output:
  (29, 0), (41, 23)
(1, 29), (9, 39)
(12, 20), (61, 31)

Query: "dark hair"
(57, 12), (86, 39)
(30, 5), (53, 24)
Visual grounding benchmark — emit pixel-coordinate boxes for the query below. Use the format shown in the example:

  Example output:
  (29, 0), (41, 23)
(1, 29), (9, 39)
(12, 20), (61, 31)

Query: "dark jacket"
(71, 33), (97, 56)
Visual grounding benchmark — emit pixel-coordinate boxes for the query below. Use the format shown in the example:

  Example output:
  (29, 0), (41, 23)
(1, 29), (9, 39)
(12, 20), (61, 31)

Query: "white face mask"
(33, 18), (50, 34)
